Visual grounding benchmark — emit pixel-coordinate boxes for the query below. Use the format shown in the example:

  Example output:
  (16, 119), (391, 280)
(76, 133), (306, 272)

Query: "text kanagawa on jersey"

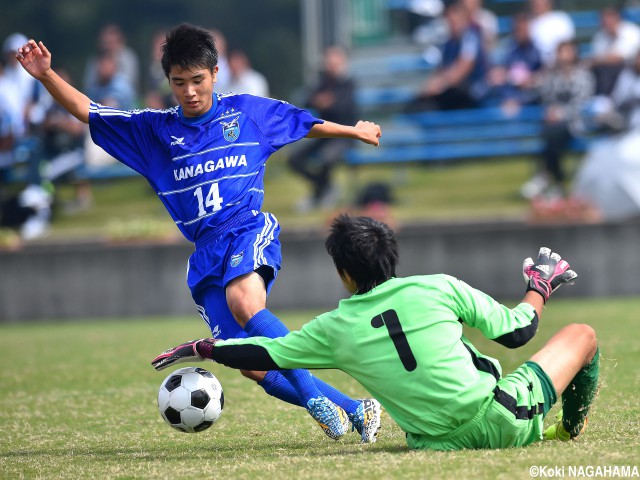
(173, 155), (248, 181)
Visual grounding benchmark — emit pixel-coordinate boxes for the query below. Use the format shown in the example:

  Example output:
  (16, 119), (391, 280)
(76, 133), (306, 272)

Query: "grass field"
(1, 297), (639, 479)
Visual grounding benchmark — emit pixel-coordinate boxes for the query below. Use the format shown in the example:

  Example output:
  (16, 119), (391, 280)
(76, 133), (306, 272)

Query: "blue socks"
(245, 309), (321, 404)
(258, 370), (361, 415)
(311, 377), (361, 414)
(245, 309), (360, 414)
(244, 308), (292, 338)
(258, 370), (302, 407)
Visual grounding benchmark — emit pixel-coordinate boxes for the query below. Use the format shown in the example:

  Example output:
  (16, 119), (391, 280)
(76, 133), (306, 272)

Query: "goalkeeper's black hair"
(161, 23), (218, 78)
(325, 214), (398, 294)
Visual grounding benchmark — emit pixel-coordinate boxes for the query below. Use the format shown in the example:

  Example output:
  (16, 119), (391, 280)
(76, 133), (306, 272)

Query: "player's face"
(169, 65), (218, 117)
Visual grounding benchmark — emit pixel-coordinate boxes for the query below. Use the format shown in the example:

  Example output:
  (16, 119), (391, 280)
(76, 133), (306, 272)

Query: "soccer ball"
(157, 366), (224, 433)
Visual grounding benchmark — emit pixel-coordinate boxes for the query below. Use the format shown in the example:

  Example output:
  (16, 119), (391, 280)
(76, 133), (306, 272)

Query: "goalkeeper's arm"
(453, 247), (577, 349)
(153, 321), (336, 372)
(449, 276), (541, 349)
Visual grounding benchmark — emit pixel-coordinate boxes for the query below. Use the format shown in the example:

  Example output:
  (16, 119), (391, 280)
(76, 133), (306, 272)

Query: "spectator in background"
(351, 182), (397, 231)
(86, 50), (135, 111)
(0, 60), (52, 240)
(210, 29), (231, 93)
(39, 69), (90, 213)
(145, 30), (174, 109)
(288, 46), (356, 211)
(82, 50), (136, 208)
(528, 0), (575, 67)
(84, 24), (139, 96)
(228, 49), (269, 97)
(2, 33), (36, 125)
(1, 33), (52, 240)
(406, 0), (488, 112)
(571, 50), (640, 221)
(462, 0), (498, 51)
(486, 12), (543, 108)
(610, 51), (640, 130)
(521, 41), (594, 201)
(581, 50), (640, 135)
(1, 34), (35, 165)
(0, 58), (18, 179)
(588, 7), (640, 96)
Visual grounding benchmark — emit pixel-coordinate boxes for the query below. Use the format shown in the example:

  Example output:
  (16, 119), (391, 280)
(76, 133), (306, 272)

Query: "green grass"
(1, 297), (639, 479)
(44, 154), (537, 241)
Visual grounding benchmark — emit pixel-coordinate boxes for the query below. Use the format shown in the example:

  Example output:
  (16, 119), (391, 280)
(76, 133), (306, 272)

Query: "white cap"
(3, 33), (28, 53)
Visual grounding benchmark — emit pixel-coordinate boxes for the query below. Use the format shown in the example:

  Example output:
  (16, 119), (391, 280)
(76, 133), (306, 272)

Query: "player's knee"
(567, 323), (598, 357)
(226, 276), (267, 327)
(569, 323), (597, 343)
(226, 296), (250, 327)
(227, 297), (264, 327)
(240, 369), (266, 382)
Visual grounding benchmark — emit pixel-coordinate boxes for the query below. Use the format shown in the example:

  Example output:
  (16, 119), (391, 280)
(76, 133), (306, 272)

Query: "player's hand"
(16, 39), (52, 80)
(151, 338), (218, 371)
(355, 120), (382, 146)
(522, 247), (577, 303)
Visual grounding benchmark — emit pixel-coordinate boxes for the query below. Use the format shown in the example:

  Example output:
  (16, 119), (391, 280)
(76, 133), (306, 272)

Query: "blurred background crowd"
(1, 0), (639, 243)
(398, 0), (640, 221)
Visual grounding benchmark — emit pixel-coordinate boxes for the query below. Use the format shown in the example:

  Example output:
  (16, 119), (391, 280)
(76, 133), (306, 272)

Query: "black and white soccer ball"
(157, 366), (224, 433)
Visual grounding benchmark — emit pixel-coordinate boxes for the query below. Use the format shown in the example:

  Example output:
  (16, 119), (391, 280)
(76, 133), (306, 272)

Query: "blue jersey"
(88, 93), (322, 243)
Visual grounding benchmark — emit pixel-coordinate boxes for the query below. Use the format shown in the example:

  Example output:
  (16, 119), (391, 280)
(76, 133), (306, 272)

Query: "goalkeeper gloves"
(523, 247), (577, 303)
(151, 338), (217, 371)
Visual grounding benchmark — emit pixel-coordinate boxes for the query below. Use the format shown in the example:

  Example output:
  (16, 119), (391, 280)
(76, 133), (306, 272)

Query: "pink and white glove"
(151, 338), (218, 371)
(523, 247), (577, 303)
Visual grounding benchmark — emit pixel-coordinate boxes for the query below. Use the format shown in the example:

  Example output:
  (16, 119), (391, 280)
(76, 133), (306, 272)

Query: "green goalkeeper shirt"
(214, 274), (538, 437)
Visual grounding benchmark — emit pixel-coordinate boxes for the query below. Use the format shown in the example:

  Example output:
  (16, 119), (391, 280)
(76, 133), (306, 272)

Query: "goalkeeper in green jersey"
(152, 215), (599, 449)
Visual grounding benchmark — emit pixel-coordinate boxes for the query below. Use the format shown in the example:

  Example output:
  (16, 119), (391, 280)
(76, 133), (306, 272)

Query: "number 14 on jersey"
(194, 183), (224, 216)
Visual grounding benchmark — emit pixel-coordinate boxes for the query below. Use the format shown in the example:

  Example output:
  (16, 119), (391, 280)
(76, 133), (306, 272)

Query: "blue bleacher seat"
(346, 106), (590, 166)
(356, 85), (417, 107)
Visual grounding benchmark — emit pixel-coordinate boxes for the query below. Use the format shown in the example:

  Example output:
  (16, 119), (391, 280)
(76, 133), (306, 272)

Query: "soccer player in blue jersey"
(16, 24), (383, 442)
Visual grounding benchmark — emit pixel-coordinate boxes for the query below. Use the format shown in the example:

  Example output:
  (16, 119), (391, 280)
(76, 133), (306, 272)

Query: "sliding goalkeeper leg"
(529, 324), (599, 441)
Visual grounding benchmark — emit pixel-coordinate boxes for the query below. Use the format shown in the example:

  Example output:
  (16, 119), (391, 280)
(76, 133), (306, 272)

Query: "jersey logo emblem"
(230, 252), (244, 268)
(211, 325), (221, 338)
(170, 136), (185, 146)
(221, 117), (240, 142)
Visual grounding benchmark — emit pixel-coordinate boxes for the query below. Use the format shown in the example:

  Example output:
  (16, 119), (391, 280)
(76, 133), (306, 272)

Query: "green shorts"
(406, 361), (557, 450)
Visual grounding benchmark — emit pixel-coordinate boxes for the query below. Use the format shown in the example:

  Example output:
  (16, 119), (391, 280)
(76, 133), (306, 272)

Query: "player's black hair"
(325, 214), (398, 294)
(443, 0), (464, 12)
(161, 23), (218, 78)
(601, 4), (623, 15)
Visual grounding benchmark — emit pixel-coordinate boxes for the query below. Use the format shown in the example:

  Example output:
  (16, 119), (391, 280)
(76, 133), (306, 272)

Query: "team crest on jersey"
(221, 116), (240, 142)
(230, 252), (244, 268)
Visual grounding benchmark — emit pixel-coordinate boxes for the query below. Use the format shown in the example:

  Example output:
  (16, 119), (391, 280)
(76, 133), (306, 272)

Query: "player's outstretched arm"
(152, 337), (280, 372)
(151, 339), (214, 371)
(16, 39), (91, 124)
(307, 120), (381, 146)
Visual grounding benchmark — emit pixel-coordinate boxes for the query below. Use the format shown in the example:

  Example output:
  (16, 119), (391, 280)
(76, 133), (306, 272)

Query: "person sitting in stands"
(406, 0), (488, 112)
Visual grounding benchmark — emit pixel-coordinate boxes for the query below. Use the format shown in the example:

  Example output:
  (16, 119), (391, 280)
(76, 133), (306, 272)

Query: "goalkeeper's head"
(325, 214), (398, 294)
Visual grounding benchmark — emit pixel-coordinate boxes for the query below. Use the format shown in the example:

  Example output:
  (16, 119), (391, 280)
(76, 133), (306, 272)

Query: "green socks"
(562, 347), (600, 437)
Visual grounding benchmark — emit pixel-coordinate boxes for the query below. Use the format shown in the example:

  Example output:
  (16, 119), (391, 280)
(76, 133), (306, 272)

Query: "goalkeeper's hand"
(151, 338), (217, 371)
(522, 247), (577, 303)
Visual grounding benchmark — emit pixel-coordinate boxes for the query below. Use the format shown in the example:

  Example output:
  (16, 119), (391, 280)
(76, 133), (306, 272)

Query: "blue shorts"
(187, 211), (282, 340)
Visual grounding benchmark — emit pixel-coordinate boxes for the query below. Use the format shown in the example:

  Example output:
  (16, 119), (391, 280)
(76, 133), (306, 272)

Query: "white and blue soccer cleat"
(306, 396), (349, 440)
(350, 398), (382, 444)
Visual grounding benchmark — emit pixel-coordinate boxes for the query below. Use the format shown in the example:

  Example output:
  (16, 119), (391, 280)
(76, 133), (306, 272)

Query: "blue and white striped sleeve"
(88, 103), (154, 175)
